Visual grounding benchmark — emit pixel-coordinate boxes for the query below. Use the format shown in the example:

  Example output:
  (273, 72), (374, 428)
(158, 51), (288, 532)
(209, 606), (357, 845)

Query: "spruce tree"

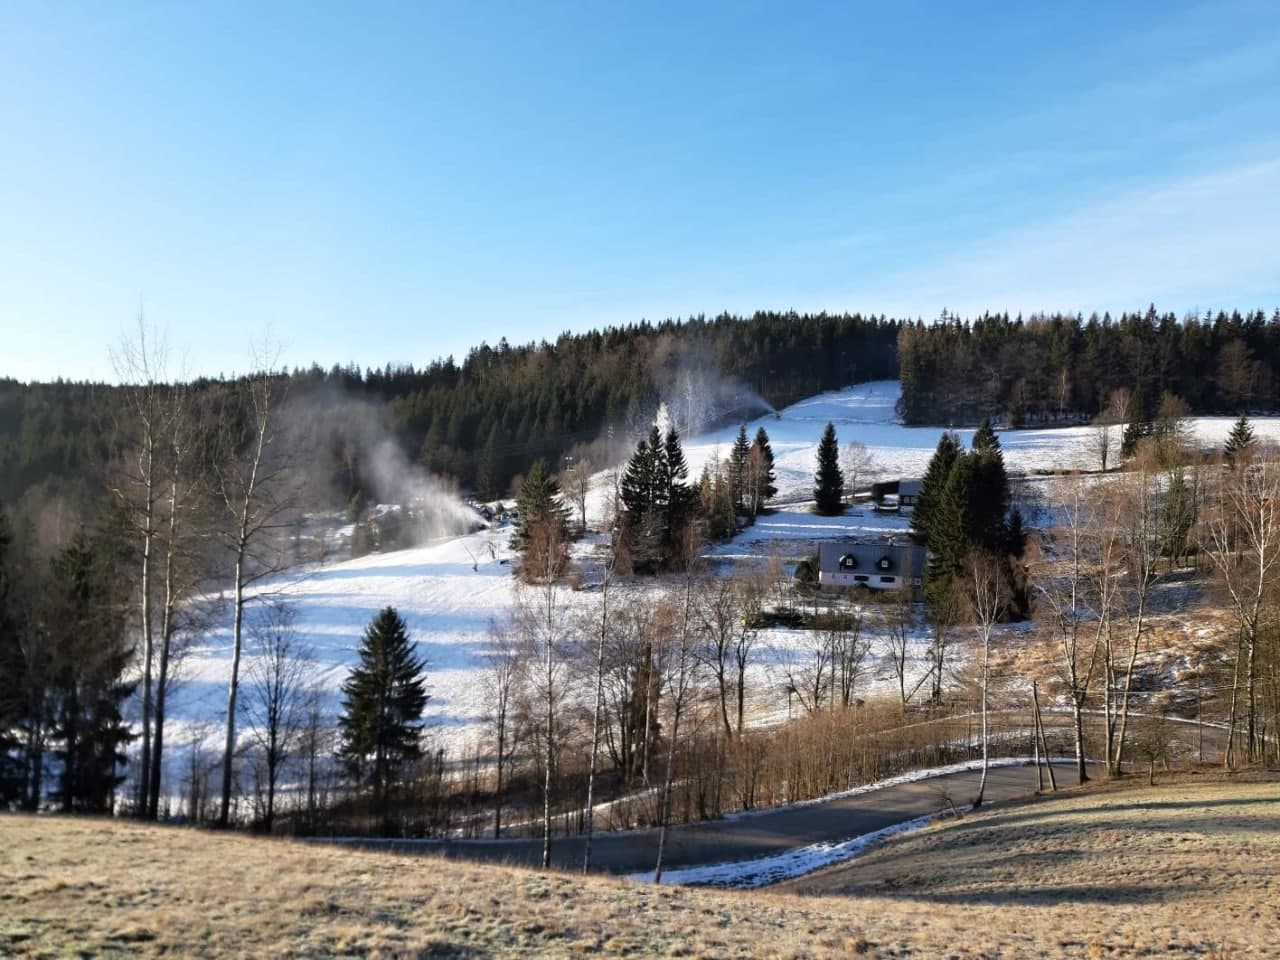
(620, 427), (668, 572)
(338, 606), (427, 819)
(969, 418), (1010, 552)
(0, 513), (25, 805)
(813, 422), (845, 515)
(912, 431), (962, 546)
(730, 425), (751, 512)
(662, 428), (694, 563)
(751, 427), (778, 513)
(930, 452), (978, 577)
(620, 431), (657, 519)
(1224, 414), (1255, 467)
(48, 529), (135, 813)
(512, 459), (570, 551)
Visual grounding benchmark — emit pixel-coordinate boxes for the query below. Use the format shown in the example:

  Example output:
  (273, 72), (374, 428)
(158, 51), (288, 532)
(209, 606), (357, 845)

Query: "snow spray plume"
(661, 349), (776, 438)
(282, 384), (477, 544)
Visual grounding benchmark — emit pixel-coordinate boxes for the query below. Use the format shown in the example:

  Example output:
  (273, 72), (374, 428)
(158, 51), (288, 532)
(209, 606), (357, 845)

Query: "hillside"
(173, 379), (1280, 759)
(4, 773), (1275, 958)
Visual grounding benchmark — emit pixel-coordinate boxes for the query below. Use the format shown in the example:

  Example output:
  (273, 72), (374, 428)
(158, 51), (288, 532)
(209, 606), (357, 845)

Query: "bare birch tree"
(880, 585), (920, 708)
(841, 440), (880, 502)
(967, 550), (1008, 808)
(1031, 475), (1102, 785)
(1201, 442), (1280, 765)
(562, 456), (592, 535)
(582, 537), (617, 871)
(483, 618), (520, 839)
(242, 601), (316, 832)
(109, 318), (167, 814)
(1097, 449), (1166, 775)
(515, 515), (572, 869)
(653, 567), (701, 883)
(213, 364), (299, 827)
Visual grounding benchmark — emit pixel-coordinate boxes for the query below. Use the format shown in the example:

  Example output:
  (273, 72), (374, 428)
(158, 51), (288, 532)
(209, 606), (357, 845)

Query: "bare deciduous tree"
(967, 550), (1008, 808)
(581, 536), (618, 870)
(213, 362), (300, 827)
(653, 565), (701, 883)
(697, 577), (747, 737)
(880, 585), (920, 708)
(1091, 388), (1130, 472)
(841, 440), (880, 502)
(514, 514), (573, 869)
(242, 601), (316, 832)
(483, 618), (521, 840)
(561, 456), (592, 535)
(1201, 442), (1280, 765)
(109, 318), (168, 814)
(1031, 475), (1102, 785)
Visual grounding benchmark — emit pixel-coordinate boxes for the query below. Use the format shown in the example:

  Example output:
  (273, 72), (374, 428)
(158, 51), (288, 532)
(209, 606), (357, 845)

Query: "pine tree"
(620, 427), (668, 573)
(620, 430), (657, 520)
(750, 427), (778, 514)
(729, 425), (751, 512)
(969, 418), (1010, 552)
(971, 417), (999, 455)
(48, 529), (136, 813)
(929, 452), (978, 577)
(663, 428), (694, 562)
(512, 459), (570, 553)
(0, 512), (25, 805)
(912, 432), (962, 546)
(338, 606), (427, 820)
(1224, 414), (1256, 467)
(813, 422), (845, 515)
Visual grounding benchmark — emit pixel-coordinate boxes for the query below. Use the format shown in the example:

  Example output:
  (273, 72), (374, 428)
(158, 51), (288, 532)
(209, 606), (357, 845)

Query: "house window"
(839, 554), (858, 570)
(854, 575), (869, 583)
(880, 576), (896, 584)
(876, 555), (893, 571)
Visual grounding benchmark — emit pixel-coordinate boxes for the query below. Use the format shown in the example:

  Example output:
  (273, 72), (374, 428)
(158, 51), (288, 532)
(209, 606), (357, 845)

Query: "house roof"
(818, 540), (927, 577)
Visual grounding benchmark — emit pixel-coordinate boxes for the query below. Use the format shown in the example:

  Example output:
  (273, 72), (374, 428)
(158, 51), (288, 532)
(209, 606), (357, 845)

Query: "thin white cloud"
(853, 153), (1280, 319)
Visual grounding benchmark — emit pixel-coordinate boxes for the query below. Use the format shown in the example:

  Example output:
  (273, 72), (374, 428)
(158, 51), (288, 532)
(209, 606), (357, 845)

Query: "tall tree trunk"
(138, 536), (153, 815)
(542, 634), (554, 869)
(493, 716), (505, 840)
(219, 554), (246, 827)
(972, 627), (990, 809)
(1071, 690), (1089, 785)
(582, 568), (610, 872)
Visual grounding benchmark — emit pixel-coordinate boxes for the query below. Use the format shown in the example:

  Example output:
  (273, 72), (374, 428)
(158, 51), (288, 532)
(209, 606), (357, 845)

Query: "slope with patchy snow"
(164, 380), (1280, 768)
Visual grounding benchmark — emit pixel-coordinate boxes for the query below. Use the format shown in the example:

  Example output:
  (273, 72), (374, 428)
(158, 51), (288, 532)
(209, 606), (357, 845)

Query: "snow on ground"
(165, 380), (1280, 767)
(628, 758), (1058, 888)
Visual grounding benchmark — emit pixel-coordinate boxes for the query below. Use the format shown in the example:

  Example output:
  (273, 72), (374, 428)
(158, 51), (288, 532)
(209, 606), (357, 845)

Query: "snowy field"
(164, 381), (1280, 766)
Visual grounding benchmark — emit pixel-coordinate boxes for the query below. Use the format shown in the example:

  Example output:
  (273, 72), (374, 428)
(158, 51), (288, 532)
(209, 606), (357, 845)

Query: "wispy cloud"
(847, 152), (1280, 319)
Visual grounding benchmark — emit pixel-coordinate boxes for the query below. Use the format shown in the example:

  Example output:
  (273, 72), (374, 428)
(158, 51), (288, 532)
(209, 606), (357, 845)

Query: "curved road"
(329, 761), (1078, 875)
(325, 713), (1230, 878)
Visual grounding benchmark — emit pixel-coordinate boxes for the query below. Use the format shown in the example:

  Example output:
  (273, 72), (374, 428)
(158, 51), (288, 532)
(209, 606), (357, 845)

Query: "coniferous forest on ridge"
(4, 306), (1279, 528)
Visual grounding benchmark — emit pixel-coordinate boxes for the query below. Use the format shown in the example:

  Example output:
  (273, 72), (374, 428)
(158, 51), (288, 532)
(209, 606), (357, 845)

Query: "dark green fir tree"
(1224, 414), (1255, 468)
(813, 422), (845, 516)
(338, 606), (427, 821)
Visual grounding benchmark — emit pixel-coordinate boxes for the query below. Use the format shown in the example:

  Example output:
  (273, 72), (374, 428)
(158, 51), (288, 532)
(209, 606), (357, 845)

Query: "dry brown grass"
(3, 771), (1278, 958)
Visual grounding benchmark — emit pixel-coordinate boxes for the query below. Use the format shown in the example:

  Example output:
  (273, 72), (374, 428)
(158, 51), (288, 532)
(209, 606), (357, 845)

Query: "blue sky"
(3, 1), (1279, 382)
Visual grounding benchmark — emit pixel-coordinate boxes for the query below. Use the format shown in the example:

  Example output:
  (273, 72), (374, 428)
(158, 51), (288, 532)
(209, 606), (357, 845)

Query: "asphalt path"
(326, 761), (1080, 875)
(319, 712), (1231, 877)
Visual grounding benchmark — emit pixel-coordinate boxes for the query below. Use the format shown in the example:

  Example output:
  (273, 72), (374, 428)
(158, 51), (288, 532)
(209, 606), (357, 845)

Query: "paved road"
(328, 761), (1079, 875)
(322, 712), (1231, 877)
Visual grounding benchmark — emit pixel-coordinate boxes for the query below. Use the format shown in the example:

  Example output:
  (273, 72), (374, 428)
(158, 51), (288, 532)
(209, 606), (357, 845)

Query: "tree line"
(897, 306), (1280, 426)
(1, 311), (900, 529)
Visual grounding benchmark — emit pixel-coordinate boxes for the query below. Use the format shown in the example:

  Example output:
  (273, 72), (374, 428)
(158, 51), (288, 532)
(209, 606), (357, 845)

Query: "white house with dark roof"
(817, 541), (927, 595)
